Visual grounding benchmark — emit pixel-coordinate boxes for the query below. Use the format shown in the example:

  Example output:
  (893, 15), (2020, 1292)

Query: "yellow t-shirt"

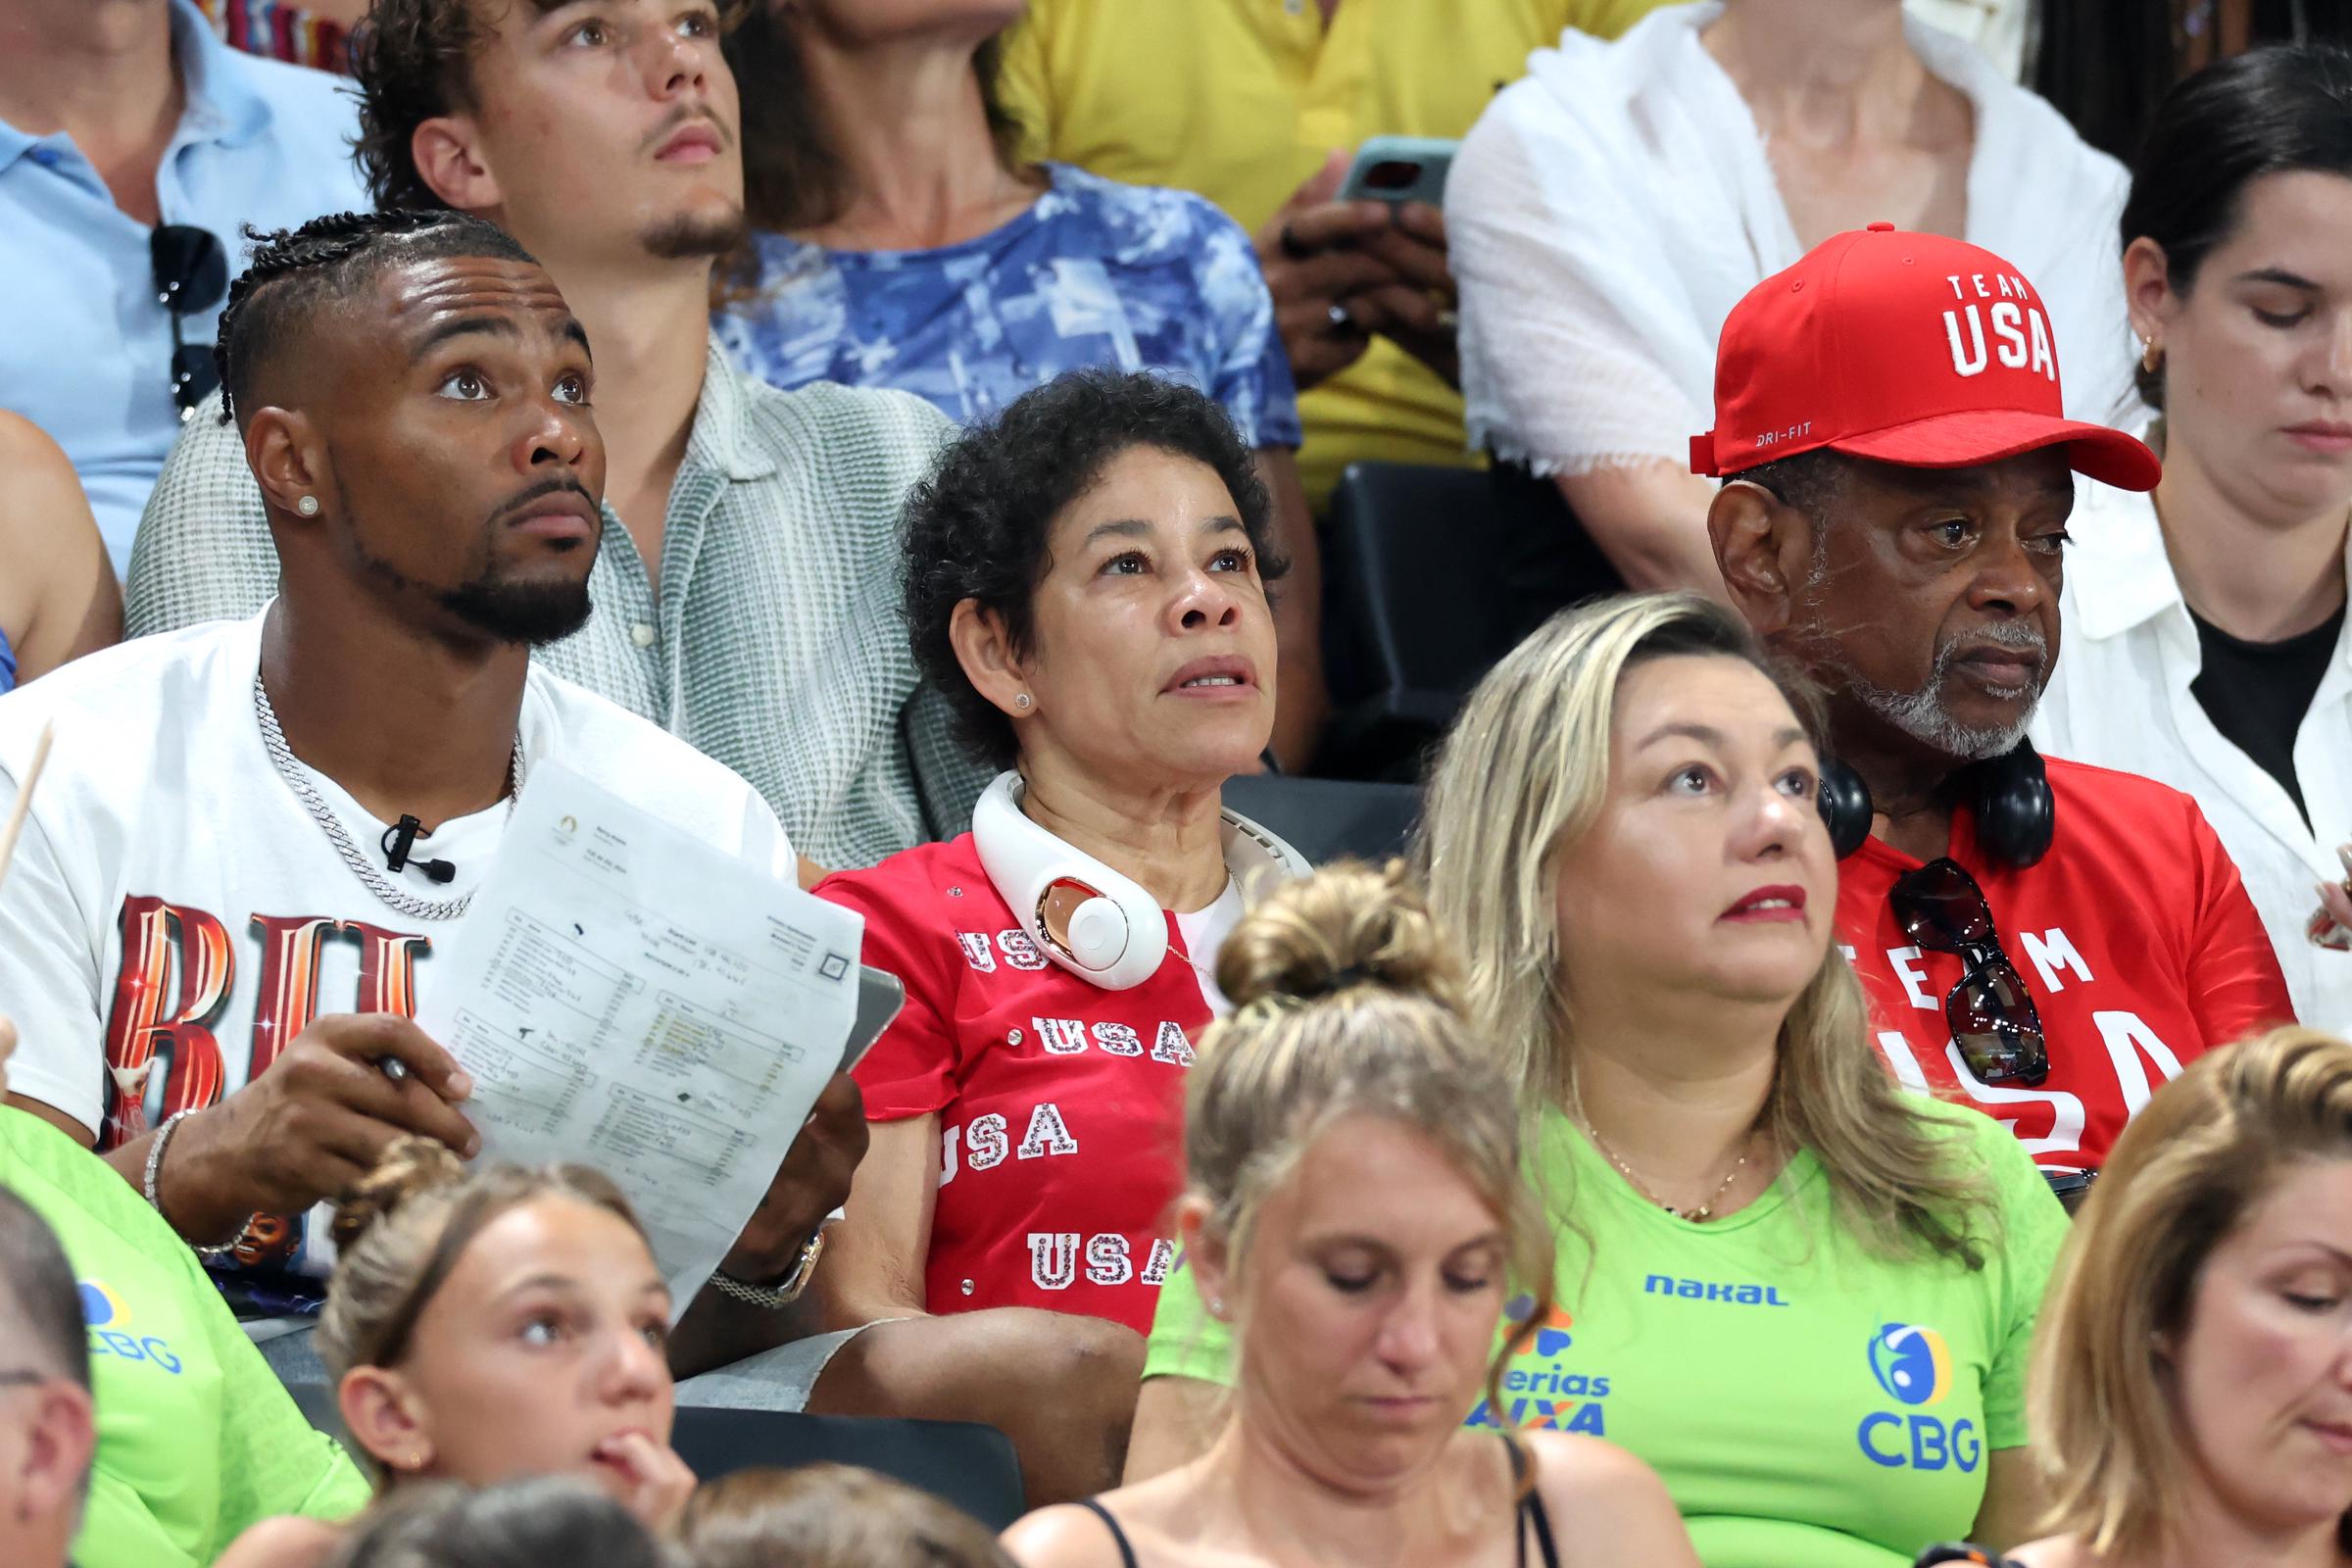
(997, 0), (1667, 508)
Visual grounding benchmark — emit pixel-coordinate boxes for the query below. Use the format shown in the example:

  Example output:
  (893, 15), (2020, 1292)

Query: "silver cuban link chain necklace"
(253, 672), (524, 923)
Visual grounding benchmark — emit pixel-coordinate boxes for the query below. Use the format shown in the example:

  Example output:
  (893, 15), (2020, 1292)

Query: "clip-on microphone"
(380, 815), (458, 885)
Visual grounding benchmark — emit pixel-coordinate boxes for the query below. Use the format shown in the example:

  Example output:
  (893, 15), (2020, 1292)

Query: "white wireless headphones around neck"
(971, 770), (1311, 991)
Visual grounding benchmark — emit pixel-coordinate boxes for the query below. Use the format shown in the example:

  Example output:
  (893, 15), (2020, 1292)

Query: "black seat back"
(1318, 461), (1623, 780)
(279, 1384), (1028, 1533)
(1221, 775), (1419, 865)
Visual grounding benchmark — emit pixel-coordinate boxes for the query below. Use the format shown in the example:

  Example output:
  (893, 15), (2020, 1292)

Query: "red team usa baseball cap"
(1690, 222), (2160, 491)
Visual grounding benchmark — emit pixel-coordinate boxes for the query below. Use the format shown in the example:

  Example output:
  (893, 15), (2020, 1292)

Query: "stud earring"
(1209, 1297), (1226, 1317)
(1013, 693), (1032, 710)
(2139, 334), (2163, 375)
(296, 495), (320, 517)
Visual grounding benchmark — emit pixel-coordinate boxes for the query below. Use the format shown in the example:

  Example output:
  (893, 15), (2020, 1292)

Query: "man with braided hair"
(4, 210), (1154, 1503)
(126, 0), (992, 874)
(0, 206), (868, 1432)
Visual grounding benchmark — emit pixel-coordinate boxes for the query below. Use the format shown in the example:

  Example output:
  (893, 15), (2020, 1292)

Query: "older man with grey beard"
(1696, 223), (2291, 1177)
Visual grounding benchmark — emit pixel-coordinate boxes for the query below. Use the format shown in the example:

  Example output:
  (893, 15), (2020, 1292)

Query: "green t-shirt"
(1143, 1098), (2069, 1568)
(0, 1108), (368, 1568)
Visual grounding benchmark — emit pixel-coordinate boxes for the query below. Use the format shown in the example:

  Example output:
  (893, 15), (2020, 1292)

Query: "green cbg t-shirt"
(0, 1107), (368, 1568)
(1143, 1096), (2069, 1568)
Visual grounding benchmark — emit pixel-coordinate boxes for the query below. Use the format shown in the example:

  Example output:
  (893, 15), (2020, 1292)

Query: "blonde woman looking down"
(1129, 594), (2071, 1567)
(1003, 861), (1699, 1568)
(2016, 1026), (2352, 1568)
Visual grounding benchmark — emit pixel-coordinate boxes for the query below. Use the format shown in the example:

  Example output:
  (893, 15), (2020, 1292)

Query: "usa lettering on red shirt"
(1838, 758), (2294, 1169)
(818, 835), (1211, 1334)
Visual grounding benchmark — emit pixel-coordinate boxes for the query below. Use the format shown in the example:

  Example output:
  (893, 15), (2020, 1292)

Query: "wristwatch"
(709, 1228), (825, 1310)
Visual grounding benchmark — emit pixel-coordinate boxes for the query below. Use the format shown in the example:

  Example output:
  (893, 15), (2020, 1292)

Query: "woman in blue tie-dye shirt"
(712, 2), (1328, 769)
(0, 412), (120, 696)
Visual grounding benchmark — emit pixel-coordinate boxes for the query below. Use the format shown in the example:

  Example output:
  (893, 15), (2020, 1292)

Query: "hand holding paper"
(416, 760), (864, 1312)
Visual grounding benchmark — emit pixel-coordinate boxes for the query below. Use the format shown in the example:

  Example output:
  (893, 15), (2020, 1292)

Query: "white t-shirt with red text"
(817, 834), (1246, 1335)
(1838, 756), (2293, 1170)
(0, 612), (795, 1280)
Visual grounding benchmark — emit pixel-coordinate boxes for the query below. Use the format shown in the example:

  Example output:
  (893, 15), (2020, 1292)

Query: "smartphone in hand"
(1340, 136), (1459, 208)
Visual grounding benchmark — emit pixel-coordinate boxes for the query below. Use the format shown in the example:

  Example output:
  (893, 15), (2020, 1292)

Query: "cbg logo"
(79, 1281), (183, 1376)
(1869, 1322), (1952, 1406)
(1857, 1323), (1977, 1472)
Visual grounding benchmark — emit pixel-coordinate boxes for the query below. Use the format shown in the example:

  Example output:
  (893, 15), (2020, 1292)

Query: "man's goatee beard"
(438, 577), (595, 648)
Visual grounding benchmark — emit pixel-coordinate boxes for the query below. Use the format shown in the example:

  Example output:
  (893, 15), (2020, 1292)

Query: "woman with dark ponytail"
(2034, 43), (2352, 1035)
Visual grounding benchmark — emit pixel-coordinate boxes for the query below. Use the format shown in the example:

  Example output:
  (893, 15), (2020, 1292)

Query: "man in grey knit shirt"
(126, 0), (995, 877)
(119, 0), (1142, 1502)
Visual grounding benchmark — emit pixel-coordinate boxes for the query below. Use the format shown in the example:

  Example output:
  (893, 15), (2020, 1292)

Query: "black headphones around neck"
(1817, 740), (2055, 869)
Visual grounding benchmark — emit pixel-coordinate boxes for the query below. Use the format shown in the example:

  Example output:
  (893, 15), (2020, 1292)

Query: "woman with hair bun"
(2016, 1025), (2352, 1568)
(1001, 860), (1700, 1568)
(214, 1139), (694, 1568)
(1130, 593), (2072, 1567)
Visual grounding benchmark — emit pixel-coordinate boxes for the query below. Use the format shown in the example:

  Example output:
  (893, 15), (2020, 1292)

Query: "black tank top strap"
(1073, 1497), (1141, 1568)
(1500, 1435), (1563, 1568)
(1523, 1486), (1562, 1568)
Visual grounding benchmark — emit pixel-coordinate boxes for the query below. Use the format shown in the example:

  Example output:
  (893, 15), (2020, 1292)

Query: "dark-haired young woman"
(710, 0), (1325, 766)
(2034, 44), (2352, 1035)
(811, 370), (1308, 1351)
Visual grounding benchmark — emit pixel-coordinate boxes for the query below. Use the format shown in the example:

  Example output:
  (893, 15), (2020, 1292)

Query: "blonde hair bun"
(329, 1134), (468, 1253)
(1214, 859), (1460, 1016)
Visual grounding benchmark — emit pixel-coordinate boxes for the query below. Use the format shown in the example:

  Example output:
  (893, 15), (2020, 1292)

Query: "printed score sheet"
(418, 760), (862, 1312)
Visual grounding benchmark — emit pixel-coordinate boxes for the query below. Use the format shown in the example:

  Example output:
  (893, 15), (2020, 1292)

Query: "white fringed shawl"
(1449, 2), (2137, 477)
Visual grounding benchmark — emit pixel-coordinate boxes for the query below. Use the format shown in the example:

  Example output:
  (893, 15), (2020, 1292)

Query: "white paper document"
(417, 760), (862, 1311)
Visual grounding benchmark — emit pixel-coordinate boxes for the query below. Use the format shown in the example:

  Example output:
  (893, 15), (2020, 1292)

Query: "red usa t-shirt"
(817, 834), (1212, 1334)
(1838, 757), (2294, 1170)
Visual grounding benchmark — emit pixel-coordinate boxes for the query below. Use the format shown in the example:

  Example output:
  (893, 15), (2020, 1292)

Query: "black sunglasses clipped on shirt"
(152, 223), (228, 420)
(1888, 857), (2050, 1088)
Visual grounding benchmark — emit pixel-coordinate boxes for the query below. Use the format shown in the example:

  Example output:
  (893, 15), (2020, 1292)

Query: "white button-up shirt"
(2034, 478), (2352, 1030)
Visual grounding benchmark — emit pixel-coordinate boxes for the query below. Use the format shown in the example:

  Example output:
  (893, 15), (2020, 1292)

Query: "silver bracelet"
(709, 1229), (825, 1311)
(143, 1110), (248, 1259)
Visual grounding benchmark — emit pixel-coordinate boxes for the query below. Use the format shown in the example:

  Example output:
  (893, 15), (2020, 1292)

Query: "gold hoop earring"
(2140, 334), (2164, 375)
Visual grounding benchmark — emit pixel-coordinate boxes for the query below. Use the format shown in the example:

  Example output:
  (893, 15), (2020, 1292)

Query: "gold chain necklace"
(1580, 1118), (1756, 1223)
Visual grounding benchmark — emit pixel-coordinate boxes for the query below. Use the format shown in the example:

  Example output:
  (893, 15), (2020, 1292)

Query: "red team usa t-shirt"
(1838, 757), (2294, 1170)
(818, 835), (1213, 1334)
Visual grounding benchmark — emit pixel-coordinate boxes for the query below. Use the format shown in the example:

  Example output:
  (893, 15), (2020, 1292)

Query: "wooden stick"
(0, 720), (55, 895)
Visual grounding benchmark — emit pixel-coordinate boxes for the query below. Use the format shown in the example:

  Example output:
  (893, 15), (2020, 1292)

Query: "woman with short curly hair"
(813, 368), (1309, 1344)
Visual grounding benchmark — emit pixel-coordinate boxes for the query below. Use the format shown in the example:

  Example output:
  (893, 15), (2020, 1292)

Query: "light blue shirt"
(0, 0), (368, 573)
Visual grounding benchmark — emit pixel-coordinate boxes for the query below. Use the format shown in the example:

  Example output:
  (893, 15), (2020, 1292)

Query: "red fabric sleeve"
(2182, 795), (2299, 1043)
(816, 858), (964, 1122)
